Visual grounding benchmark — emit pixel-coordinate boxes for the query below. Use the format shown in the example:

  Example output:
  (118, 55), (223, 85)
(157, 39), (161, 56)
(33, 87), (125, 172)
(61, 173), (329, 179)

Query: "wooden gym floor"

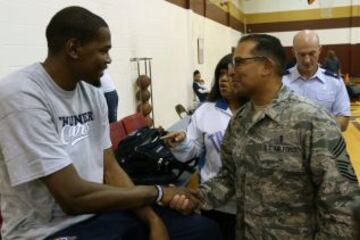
(344, 101), (360, 182)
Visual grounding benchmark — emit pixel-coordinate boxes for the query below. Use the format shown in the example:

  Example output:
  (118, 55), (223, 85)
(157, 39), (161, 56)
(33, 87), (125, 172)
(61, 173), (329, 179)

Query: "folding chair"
(175, 104), (188, 119)
(109, 120), (127, 151)
(121, 113), (146, 134)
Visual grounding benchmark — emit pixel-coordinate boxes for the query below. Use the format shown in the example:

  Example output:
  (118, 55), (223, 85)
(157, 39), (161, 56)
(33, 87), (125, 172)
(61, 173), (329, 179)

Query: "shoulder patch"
(324, 69), (340, 79)
(336, 157), (358, 183)
(332, 138), (346, 158)
(331, 138), (359, 183)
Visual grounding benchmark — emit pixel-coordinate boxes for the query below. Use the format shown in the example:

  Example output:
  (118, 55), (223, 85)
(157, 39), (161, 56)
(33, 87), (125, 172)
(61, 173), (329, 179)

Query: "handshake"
(156, 185), (205, 215)
(156, 131), (205, 214)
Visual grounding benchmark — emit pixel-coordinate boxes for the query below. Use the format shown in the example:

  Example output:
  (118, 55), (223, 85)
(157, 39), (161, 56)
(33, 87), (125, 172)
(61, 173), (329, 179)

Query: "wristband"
(154, 185), (164, 205)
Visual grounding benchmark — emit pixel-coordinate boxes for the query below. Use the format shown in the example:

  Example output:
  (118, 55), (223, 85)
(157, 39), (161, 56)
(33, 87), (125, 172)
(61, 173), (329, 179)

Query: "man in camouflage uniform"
(170, 34), (359, 239)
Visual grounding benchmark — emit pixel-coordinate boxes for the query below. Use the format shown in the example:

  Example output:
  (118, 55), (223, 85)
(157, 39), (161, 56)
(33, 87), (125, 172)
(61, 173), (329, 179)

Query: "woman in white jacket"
(165, 54), (248, 240)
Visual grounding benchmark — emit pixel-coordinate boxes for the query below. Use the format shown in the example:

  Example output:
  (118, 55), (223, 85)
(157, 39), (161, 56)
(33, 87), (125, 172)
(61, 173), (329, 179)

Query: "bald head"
(292, 30), (321, 79)
(293, 30), (320, 49)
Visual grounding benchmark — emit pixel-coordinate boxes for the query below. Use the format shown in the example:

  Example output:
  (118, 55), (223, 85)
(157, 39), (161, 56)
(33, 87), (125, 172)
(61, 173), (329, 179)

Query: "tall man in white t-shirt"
(0, 6), (220, 240)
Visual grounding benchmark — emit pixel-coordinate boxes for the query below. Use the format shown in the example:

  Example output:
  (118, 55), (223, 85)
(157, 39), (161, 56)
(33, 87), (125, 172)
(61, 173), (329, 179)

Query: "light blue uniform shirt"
(283, 65), (351, 117)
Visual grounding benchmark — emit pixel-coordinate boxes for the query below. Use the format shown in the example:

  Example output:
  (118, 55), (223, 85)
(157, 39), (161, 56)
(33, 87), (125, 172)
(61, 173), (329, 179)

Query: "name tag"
(264, 144), (299, 153)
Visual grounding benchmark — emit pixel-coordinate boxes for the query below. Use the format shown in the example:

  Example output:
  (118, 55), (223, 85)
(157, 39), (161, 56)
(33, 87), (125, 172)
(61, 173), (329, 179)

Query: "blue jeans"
(45, 206), (222, 240)
(104, 90), (119, 123)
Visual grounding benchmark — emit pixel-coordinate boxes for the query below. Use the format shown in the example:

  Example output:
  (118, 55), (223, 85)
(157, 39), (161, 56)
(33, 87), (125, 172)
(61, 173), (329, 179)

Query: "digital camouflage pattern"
(199, 86), (359, 240)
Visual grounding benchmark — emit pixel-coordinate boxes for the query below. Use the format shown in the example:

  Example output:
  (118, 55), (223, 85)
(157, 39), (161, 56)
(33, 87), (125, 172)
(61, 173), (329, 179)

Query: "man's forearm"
(104, 156), (135, 187)
(72, 184), (157, 215)
(42, 163), (159, 215)
(104, 149), (161, 223)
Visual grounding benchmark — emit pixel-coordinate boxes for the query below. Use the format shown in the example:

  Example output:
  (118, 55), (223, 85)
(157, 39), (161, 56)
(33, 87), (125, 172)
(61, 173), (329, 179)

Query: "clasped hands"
(161, 186), (204, 215)
(159, 132), (204, 214)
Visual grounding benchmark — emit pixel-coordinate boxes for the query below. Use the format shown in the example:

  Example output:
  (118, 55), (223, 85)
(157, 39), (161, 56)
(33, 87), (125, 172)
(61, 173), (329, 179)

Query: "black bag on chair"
(115, 127), (196, 185)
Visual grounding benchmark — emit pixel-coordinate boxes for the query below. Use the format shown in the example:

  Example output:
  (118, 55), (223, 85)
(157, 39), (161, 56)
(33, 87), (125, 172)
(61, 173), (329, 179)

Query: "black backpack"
(115, 127), (197, 185)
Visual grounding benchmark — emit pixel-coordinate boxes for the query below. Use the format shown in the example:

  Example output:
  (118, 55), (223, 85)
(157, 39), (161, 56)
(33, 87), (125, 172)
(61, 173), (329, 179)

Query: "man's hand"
(149, 216), (170, 240)
(335, 116), (350, 132)
(161, 132), (186, 148)
(162, 186), (203, 214)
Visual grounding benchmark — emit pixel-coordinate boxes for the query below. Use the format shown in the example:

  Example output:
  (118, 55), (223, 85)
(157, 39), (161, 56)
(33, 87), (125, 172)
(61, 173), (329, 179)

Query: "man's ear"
(65, 38), (80, 59)
(261, 58), (274, 77)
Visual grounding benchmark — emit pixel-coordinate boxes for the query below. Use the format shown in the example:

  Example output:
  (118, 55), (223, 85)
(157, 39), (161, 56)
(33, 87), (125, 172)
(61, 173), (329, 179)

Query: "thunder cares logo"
(58, 112), (94, 146)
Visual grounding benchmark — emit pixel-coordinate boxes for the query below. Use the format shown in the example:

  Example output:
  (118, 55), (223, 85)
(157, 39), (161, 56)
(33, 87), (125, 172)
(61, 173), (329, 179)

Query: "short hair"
(46, 6), (108, 54)
(239, 34), (286, 76)
(326, 50), (337, 59)
(193, 70), (200, 77)
(208, 54), (232, 102)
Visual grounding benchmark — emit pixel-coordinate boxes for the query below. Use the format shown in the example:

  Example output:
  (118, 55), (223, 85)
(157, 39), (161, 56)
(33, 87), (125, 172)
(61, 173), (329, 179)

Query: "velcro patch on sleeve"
(336, 158), (358, 183)
(331, 138), (358, 183)
(331, 138), (346, 158)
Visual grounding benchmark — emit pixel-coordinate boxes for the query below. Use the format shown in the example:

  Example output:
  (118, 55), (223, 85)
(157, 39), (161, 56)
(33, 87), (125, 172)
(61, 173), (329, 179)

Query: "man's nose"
(106, 54), (112, 64)
(303, 55), (311, 63)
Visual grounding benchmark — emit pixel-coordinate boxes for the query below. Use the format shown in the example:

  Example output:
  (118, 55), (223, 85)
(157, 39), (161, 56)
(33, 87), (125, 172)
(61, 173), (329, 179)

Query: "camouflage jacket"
(199, 86), (359, 240)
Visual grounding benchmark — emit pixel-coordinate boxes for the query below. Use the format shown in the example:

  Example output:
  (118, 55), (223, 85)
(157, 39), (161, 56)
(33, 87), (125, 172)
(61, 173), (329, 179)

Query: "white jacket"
(171, 98), (236, 214)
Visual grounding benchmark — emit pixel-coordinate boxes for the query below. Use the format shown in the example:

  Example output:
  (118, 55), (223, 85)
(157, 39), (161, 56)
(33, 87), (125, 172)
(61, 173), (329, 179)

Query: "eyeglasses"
(232, 56), (268, 67)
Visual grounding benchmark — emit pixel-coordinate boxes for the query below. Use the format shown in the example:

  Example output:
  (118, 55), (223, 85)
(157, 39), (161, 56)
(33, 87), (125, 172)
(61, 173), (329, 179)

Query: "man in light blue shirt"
(283, 30), (351, 131)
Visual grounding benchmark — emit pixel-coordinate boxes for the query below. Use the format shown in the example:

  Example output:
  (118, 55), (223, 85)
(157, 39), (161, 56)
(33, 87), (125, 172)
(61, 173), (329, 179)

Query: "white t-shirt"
(100, 71), (116, 93)
(0, 63), (112, 239)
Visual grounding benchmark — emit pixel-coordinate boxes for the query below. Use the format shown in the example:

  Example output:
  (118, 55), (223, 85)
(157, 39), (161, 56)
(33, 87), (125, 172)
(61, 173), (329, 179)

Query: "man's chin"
(300, 65), (315, 72)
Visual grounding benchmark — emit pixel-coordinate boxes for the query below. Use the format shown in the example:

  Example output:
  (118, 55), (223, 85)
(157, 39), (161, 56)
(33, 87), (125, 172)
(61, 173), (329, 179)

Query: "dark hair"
(193, 70), (200, 77)
(239, 34), (286, 76)
(208, 54), (233, 102)
(326, 50), (337, 60)
(46, 6), (108, 54)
